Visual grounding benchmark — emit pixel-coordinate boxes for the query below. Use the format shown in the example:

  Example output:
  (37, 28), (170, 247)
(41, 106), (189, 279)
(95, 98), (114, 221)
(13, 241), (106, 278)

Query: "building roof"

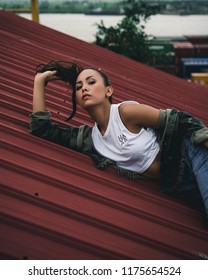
(1, 10), (208, 260)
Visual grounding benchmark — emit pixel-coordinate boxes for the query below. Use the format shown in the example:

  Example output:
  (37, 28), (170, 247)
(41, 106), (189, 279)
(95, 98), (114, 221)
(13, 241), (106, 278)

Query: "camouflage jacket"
(29, 109), (208, 192)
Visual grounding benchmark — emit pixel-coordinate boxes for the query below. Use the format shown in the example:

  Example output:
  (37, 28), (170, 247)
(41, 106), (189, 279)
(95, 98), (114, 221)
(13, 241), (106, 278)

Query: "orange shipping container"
(191, 73), (208, 88)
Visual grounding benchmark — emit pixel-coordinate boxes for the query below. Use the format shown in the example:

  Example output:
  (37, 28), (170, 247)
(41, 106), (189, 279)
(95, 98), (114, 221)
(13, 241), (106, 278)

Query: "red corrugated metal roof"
(1, 10), (208, 260)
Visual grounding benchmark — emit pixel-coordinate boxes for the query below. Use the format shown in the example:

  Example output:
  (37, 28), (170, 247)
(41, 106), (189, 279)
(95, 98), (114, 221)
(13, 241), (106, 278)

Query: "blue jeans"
(177, 138), (208, 216)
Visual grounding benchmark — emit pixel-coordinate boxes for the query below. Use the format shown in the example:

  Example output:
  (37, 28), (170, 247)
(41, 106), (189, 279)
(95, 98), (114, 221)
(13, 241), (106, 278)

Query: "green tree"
(94, 1), (161, 64)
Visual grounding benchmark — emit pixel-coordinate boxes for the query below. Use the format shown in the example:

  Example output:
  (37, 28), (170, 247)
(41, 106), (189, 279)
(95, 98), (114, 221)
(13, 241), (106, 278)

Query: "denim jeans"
(177, 138), (208, 216)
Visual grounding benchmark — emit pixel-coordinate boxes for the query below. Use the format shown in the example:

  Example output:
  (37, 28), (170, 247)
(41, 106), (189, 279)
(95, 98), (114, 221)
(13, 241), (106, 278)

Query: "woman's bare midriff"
(142, 152), (161, 180)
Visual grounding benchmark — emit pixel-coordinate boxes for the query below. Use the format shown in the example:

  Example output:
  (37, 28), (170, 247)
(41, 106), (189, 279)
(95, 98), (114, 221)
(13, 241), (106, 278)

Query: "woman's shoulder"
(118, 102), (161, 129)
(117, 101), (140, 116)
(113, 100), (139, 112)
(119, 100), (139, 106)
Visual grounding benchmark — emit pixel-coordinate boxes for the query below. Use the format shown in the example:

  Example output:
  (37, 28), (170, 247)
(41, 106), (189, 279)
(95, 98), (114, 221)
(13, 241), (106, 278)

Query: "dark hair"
(36, 60), (112, 121)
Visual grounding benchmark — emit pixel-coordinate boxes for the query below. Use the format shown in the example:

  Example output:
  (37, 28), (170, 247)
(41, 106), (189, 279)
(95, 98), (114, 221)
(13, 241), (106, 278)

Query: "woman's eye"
(89, 80), (95, 85)
(76, 86), (82, 91)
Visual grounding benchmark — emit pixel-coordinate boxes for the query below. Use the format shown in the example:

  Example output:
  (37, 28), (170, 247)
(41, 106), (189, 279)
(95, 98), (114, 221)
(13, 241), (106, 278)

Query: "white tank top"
(92, 101), (160, 173)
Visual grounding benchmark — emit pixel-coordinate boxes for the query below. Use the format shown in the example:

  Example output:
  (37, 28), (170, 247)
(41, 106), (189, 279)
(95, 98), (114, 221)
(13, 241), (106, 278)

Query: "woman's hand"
(34, 70), (59, 85)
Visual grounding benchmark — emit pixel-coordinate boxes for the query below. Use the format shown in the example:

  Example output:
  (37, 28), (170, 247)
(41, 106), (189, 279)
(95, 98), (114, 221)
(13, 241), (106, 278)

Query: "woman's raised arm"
(32, 70), (58, 112)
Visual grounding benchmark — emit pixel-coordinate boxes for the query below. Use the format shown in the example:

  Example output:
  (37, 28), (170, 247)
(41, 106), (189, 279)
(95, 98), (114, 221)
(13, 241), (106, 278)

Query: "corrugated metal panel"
(1, 10), (208, 260)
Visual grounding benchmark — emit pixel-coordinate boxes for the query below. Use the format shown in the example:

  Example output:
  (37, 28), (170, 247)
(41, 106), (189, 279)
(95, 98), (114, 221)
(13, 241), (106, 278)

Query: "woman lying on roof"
(29, 60), (208, 220)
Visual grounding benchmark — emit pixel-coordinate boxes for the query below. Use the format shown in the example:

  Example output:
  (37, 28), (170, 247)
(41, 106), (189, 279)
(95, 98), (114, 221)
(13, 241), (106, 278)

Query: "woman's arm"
(33, 70), (58, 112)
(30, 70), (77, 148)
(119, 103), (160, 133)
(119, 103), (208, 149)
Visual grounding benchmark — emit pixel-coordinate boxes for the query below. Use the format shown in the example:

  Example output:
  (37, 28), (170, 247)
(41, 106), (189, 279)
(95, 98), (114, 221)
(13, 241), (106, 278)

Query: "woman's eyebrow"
(76, 75), (94, 85)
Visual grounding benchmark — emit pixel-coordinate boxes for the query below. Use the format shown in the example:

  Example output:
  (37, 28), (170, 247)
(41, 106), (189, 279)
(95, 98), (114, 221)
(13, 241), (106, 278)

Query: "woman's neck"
(87, 102), (111, 135)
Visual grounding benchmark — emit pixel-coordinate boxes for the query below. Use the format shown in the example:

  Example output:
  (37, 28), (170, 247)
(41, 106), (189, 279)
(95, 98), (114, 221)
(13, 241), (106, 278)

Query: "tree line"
(3, 1), (208, 15)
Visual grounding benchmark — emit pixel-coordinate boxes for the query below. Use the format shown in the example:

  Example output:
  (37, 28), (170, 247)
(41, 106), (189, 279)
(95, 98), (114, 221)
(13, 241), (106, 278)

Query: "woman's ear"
(106, 86), (113, 97)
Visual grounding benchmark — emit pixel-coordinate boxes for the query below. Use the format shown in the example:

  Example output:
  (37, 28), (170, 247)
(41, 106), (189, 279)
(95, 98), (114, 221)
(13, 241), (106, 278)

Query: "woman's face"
(75, 69), (112, 109)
